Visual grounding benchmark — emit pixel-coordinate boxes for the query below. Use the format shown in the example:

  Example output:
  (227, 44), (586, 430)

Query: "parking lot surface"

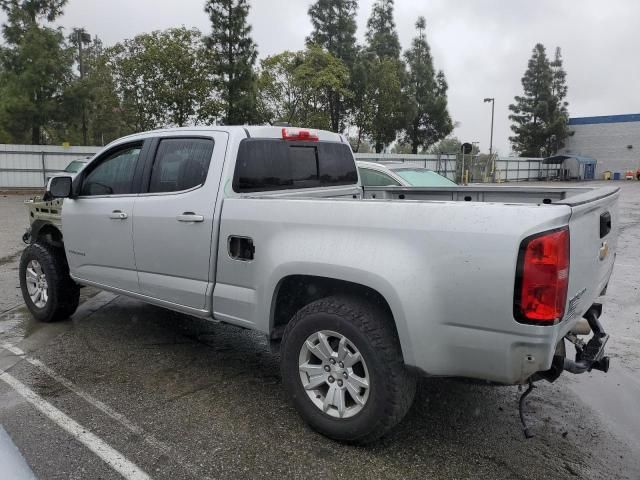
(1, 184), (639, 479)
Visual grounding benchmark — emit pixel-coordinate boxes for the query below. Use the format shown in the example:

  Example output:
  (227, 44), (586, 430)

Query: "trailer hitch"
(520, 304), (610, 439)
(563, 303), (610, 374)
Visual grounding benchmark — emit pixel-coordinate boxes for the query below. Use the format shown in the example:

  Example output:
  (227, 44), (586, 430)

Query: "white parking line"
(1, 342), (144, 434)
(0, 341), (204, 478)
(0, 371), (151, 480)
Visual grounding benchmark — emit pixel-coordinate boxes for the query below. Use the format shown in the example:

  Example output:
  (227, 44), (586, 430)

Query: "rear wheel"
(19, 242), (79, 322)
(280, 295), (416, 443)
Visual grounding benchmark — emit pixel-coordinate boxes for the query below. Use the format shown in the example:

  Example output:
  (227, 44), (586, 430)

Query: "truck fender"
(267, 265), (415, 366)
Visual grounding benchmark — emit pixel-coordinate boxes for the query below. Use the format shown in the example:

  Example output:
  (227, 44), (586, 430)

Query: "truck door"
(63, 141), (147, 292)
(132, 133), (228, 310)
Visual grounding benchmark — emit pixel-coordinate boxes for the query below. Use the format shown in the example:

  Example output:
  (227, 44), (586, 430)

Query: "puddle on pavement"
(566, 366), (640, 455)
(0, 287), (101, 347)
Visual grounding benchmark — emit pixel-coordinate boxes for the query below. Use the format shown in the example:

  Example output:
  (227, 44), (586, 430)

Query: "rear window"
(233, 139), (358, 192)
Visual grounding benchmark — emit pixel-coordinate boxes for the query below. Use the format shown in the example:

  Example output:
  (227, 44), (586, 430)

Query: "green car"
(357, 161), (456, 187)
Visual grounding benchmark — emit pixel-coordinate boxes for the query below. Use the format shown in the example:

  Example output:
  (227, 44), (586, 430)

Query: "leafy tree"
(257, 46), (350, 130)
(347, 136), (373, 153)
(257, 51), (304, 125)
(428, 136), (463, 154)
(362, 56), (405, 152)
(365, 0), (400, 59)
(59, 35), (124, 145)
(390, 142), (413, 154)
(108, 28), (214, 132)
(350, 52), (406, 153)
(204, 0), (258, 125)
(349, 51), (374, 152)
(0, 0), (73, 144)
(509, 43), (570, 157)
(428, 137), (479, 154)
(82, 37), (123, 145)
(294, 45), (350, 130)
(307, 0), (357, 131)
(402, 17), (453, 153)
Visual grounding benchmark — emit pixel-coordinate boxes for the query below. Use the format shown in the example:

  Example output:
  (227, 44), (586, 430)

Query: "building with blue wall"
(560, 114), (640, 178)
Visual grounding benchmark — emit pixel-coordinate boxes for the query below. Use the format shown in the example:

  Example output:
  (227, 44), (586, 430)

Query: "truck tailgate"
(563, 187), (619, 322)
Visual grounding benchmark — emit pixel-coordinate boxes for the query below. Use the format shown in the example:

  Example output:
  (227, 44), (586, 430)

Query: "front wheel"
(19, 242), (79, 322)
(280, 295), (416, 443)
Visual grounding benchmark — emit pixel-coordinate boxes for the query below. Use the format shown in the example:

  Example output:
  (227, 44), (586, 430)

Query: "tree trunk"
(32, 125), (40, 145)
(354, 128), (362, 153)
(329, 92), (340, 133)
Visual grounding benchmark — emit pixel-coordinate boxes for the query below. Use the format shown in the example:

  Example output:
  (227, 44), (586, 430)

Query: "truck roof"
(116, 125), (345, 144)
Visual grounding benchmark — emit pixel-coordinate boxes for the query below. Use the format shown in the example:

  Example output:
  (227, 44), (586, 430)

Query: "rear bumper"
(408, 303), (610, 385)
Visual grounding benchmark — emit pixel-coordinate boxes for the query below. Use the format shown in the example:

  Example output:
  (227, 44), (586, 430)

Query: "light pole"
(484, 97), (495, 180)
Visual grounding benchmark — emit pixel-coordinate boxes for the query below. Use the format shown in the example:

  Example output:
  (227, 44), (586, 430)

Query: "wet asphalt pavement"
(0, 184), (639, 479)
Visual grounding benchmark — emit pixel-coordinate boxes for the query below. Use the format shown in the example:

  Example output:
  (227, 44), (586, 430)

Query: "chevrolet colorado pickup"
(20, 126), (618, 443)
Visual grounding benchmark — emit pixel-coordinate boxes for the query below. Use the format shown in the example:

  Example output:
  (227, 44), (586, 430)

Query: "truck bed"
(362, 185), (619, 207)
(218, 182), (618, 383)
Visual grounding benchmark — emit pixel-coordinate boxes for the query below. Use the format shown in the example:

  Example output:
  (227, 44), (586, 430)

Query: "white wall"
(561, 120), (640, 178)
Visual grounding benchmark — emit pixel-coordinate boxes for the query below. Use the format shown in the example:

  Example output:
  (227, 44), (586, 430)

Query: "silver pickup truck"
(20, 126), (618, 443)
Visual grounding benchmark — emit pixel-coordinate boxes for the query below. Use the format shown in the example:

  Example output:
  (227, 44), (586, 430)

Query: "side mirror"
(48, 176), (73, 198)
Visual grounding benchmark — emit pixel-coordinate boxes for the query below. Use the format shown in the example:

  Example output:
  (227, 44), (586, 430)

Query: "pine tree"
(547, 47), (569, 154)
(365, 0), (400, 59)
(306, 0), (357, 132)
(509, 44), (557, 157)
(0, 0), (67, 44)
(204, 0), (258, 125)
(402, 16), (453, 153)
(307, 0), (357, 68)
(357, 0), (405, 152)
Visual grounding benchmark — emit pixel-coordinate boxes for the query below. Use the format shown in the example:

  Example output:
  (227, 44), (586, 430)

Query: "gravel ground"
(0, 184), (639, 479)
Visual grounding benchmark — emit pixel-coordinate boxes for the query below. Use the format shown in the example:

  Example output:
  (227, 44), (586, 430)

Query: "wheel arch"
(269, 273), (413, 365)
(31, 220), (64, 248)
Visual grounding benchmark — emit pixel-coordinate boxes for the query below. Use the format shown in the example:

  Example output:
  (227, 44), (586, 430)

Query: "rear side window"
(233, 139), (357, 192)
(149, 138), (214, 193)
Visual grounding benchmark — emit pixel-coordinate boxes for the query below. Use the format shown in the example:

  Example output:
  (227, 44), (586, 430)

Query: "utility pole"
(74, 28), (91, 145)
(484, 97), (495, 180)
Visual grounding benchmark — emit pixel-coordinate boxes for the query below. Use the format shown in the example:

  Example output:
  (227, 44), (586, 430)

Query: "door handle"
(176, 212), (204, 223)
(109, 210), (128, 220)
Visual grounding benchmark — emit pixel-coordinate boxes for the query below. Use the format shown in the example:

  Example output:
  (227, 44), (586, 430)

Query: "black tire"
(280, 295), (416, 444)
(19, 242), (80, 323)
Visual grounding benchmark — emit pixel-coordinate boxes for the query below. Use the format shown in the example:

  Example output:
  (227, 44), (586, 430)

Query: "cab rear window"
(233, 139), (357, 192)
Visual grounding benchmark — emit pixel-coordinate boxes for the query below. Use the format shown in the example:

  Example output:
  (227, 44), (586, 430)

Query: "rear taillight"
(514, 227), (570, 325)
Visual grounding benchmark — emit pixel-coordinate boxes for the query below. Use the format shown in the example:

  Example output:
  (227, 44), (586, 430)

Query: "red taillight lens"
(281, 127), (319, 141)
(514, 227), (570, 325)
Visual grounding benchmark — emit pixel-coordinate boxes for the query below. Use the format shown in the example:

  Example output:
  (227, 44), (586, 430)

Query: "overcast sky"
(9, 0), (640, 154)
